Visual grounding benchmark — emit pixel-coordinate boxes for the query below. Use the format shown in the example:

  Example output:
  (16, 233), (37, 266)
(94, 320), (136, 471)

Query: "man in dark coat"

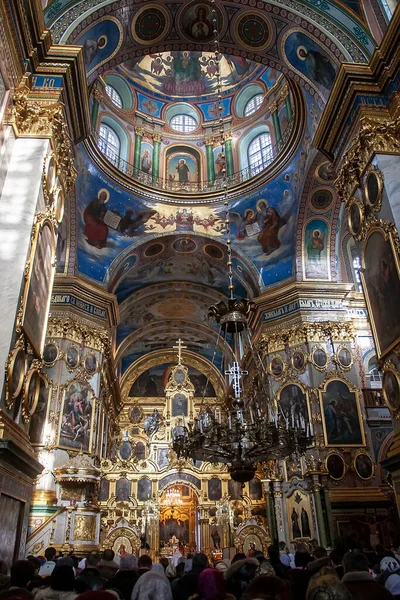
(342, 551), (394, 600)
(171, 553), (208, 600)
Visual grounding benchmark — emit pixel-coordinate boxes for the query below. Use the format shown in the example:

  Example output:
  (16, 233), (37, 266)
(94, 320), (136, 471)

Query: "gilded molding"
(9, 83), (77, 192)
(335, 116), (400, 202)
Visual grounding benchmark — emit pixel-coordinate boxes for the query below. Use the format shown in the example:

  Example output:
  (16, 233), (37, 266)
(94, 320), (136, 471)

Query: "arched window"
(105, 84), (123, 109)
(351, 251), (362, 293)
(170, 114), (197, 133)
(367, 356), (383, 383)
(244, 93), (264, 117)
(248, 132), (273, 174)
(98, 123), (120, 165)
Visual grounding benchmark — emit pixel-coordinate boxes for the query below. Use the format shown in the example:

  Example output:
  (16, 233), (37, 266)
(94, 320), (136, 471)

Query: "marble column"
(271, 103), (282, 144)
(133, 127), (143, 175)
(0, 137), (50, 399)
(265, 485), (278, 544)
(206, 142), (215, 183)
(152, 135), (161, 182)
(324, 488), (335, 546)
(313, 485), (328, 548)
(225, 138), (234, 177)
(273, 481), (289, 544)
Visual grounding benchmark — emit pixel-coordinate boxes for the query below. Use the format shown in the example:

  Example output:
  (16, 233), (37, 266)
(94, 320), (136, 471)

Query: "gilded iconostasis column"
(24, 278), (120, 556)
(313, 6), (400, 518)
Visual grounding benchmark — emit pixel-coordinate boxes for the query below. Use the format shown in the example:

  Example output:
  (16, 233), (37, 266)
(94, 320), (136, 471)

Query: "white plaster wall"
(0, 137), (50, 400)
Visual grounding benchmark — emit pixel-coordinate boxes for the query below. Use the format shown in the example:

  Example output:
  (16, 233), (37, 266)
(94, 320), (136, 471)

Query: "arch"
(98, 115), (130, 164)
(234, 83), (266, 118)
(165, 103), (200, 131)
(120, 349), (227, 401)
(238, 124), (274, 173)
(158, 473), (202, 494)
(104, 73), (134, 110)
(165, 145), (202, 187)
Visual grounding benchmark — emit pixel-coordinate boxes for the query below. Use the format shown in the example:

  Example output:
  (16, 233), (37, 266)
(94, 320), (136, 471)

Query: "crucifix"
(225, 361), (248, 398)
(173, 338), (187, 365)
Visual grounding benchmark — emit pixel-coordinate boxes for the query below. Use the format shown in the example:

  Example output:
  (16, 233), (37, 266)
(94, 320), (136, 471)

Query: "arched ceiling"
(50, 0), (379, 383)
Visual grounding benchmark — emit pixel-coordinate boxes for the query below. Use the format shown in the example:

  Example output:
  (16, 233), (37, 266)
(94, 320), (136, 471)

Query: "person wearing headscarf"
(224, 558), (259, 600)
(107, 554), (138, 600)
(215, 561), (231, 575)
(241, 575), (292, 600)
(172, 553), (209, 600)
(131, 564), (172, 600)
(166, 563), (177, 582)
(380, 556), (400, 598)
(34, 566), (77, 600)
(189, 568), (235, 600)
(342, 551), (394, 600)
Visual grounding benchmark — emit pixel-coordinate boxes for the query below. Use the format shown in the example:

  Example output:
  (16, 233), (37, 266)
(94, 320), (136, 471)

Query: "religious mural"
(303, 218), (329, 280)
(119, 52), (261, 100)
(59, 382), (93, 451)
(321, 380), (364, 446)
(129, 364), (215, 397)
(283, 31), (337, 96)
(76, 19), (122, 73)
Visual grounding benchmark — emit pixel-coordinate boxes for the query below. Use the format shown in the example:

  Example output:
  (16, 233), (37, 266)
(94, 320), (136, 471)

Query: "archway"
(159, 484), (199, 556)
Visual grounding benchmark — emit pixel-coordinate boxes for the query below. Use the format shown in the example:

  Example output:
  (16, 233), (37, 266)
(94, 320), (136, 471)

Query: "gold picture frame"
(277, 380), (312, 434)
(320, 378), (365, 447)
(361, 227), (400, 359)
(311, 345), (328, 371)
(53, 187), (65, 224)
(291, 348), (307, 373)
(58, 381), (95, 452)
(364, 165), (383, 212)
(382, 366), (400, 414)
(23, 369), (41, 420)
(21, 219), (56, 357)
(335, 345), (353, 370)
(348, 198), (364, 239)
(269, 354), (287, 379)
(43, 342), (59, 367)
(325, 451), (346, 481)
(353, 450), (375, 481)
(7, 344), (26, 401)
(83, 353), (98, 375)
(43, 153), (57, 195)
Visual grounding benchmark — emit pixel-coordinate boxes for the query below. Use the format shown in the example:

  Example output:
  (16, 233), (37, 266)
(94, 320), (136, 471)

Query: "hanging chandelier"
(171, 298), (313, 483)
(163, 488), (183, 506)
(171, 0), (313, 484)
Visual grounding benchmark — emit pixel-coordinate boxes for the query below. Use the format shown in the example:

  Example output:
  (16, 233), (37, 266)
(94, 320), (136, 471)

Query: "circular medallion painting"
(204, 244), (224, 260)
(45, 155), (57, 194)
(8, 346), (26, 399)
(235, 12), (271, 50)
(326, 453), (345, 480)
(317, 162), (335, 182)
(292, 349), (306, 371)
(24, 370), (41, 416)
(348, 200), (363, 237)
(144, 243), (164, 257)
(270, 356), (285, 378)
(84, 354), (97, 375)
(311, 189), (333, 211)
(179, 1), (223, 42)
(337, 346), (352, 368)
(312, 347), (328, 369)
(172, 238), (196, 253)
(66, 346), (79, 369)
(43, 343), (59, 365)
(365, 169), (383, 210)
(53, 187), (65, 224)
(382, 369), (400, 412)
(354, 453), (374, 480)
(131, 5), (170, 44)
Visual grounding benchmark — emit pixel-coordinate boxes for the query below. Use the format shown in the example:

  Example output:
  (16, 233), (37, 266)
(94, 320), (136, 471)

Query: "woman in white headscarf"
(131, 563), (172, 600)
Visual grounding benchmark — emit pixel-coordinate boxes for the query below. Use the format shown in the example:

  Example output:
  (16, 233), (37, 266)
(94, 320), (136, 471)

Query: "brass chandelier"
(171, 298), (313, 484)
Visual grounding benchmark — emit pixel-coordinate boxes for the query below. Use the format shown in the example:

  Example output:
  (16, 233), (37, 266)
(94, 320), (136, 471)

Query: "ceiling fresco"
(118, 53), (265, 101)
(46, 0), (381, 378)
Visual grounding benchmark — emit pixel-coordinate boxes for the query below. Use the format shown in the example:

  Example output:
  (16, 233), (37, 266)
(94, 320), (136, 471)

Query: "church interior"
(1, 0), (400, 569)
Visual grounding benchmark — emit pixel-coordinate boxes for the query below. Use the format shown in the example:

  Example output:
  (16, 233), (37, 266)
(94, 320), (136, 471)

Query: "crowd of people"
(1, 542), (400, 600)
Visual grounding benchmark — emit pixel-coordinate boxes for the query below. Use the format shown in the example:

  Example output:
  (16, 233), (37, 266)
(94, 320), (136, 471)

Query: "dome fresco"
(117, 52), (272, 101)
(49, 0), (374, 372)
